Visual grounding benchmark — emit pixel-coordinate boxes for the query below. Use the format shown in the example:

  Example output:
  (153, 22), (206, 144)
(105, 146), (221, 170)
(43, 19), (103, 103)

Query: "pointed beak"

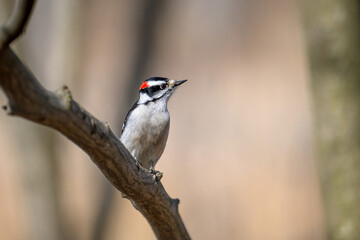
(168, 79), (187, 89)
(174, 79), (187, 87)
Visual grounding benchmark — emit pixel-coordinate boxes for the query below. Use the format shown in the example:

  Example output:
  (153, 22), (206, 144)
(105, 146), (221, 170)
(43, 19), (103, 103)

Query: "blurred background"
(0, 0), (359, 239)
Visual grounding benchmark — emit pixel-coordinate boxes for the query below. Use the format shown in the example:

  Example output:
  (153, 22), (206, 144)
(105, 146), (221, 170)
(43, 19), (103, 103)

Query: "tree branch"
(0, 0), (36, 50)
(0, 46), (190, 240)
(0, 1), (190, 238)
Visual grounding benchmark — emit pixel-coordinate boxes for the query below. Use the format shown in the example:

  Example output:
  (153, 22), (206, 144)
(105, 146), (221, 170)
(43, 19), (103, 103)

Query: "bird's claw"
(134, 157), (142, 169)
(149, 167), (163, 182)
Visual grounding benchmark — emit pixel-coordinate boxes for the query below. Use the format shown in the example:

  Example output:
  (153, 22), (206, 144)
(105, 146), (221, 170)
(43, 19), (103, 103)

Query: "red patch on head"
(140, 81), (150, 90)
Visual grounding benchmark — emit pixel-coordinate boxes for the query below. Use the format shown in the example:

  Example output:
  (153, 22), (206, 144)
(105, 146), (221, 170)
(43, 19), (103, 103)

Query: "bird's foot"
(134, 157), (142, 169)
(149, 167), (163, 182)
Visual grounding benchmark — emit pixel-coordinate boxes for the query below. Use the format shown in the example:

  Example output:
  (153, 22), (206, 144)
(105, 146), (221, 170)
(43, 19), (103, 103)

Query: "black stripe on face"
(140, 84), (163, 97)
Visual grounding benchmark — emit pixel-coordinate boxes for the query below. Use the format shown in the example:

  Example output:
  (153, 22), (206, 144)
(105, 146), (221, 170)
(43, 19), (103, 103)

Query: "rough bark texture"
(0, 47), (190, 240)
(303, 0), (360, 239)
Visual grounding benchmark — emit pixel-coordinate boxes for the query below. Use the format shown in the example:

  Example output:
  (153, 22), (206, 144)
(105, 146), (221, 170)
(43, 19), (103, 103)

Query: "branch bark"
(0, 1), (190, 239)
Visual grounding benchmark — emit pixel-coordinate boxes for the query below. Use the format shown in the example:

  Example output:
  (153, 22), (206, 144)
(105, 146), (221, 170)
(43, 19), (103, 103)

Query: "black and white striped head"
(138, 77), (187, 104)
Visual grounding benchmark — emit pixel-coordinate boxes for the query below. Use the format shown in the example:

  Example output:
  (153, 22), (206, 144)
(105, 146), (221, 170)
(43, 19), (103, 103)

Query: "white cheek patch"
(152, 89), (168, 99)
(138, 92), (153, 104)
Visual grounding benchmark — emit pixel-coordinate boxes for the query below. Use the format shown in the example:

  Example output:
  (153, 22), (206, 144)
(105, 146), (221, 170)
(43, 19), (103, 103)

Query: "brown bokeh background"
(2, 0), (357, 239)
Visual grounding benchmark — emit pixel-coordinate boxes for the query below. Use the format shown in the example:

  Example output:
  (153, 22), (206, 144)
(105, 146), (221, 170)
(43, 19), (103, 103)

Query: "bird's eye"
(160, 84), (167, 90)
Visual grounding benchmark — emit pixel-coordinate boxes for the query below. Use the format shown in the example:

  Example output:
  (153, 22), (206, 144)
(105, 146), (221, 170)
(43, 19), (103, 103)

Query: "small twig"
(0, 0), (36, 50)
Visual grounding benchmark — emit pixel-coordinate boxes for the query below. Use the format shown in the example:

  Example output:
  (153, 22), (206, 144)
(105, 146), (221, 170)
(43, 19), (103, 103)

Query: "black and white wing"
(121, 100), (139, 134)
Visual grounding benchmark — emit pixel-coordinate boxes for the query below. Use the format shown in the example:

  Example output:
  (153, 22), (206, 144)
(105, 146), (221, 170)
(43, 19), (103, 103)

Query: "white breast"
(120, 99), (170, 169)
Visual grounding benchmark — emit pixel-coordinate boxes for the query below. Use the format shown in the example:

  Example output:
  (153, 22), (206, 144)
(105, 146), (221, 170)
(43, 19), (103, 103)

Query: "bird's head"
(138, 77), (187, 104)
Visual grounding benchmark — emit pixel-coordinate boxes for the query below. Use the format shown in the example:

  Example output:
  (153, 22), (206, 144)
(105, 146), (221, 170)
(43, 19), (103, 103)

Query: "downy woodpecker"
(120, 77), (187, 180)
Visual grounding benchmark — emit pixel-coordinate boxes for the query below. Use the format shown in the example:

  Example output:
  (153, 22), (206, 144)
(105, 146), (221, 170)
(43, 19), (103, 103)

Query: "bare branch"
(0, 47), (191, 240)
(0, 0), (36, 50)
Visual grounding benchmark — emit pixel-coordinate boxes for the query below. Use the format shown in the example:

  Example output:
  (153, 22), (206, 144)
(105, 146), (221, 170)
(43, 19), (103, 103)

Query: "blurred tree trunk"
(0, 1), (62, 240)
(303, 1), (360, 239)
(7, 0), (86, 239)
